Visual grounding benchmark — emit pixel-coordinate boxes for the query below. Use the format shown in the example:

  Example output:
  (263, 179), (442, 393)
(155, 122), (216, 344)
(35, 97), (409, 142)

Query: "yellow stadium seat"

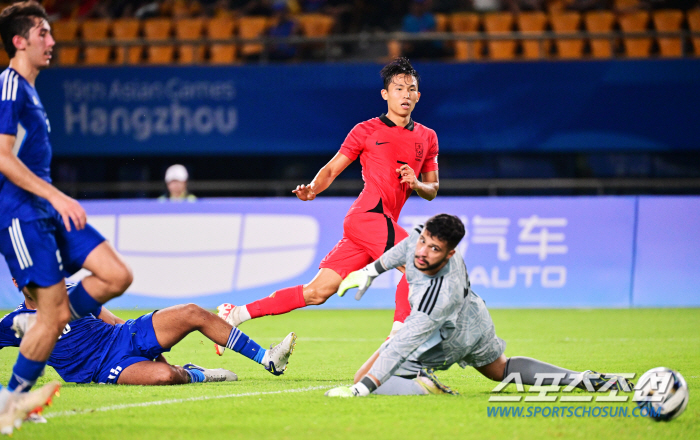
(618, 11), (651, 58)
(175, 17), (205, 64)
(451, 12), (482, 61)
(52, 20), (80, 65)
(238, 16), (269, 58)
(144, 18), (174, 64)
(517, 11), (548, 60)
(550, 11), (583, 59)
(207, 16), (237, 64)
(484, 12), (515, 60)
(688, 9), (700, 56)
(653, 10), (683, 57)
(82, 19), (111, 65)
(584, 11), (616, 58)
(112, 18), (142, 65)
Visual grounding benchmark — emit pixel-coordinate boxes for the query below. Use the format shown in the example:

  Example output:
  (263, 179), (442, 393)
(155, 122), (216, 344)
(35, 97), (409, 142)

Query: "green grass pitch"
(1, 308), (698, 440)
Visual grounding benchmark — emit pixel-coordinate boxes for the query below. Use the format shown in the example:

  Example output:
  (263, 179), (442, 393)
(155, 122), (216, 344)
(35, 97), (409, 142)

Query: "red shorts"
(319, 212), (408, 279)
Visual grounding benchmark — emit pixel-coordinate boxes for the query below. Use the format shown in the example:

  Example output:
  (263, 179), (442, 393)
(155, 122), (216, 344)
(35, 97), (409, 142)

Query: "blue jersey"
(0, 67), (54, 229)
(0, 303), (118, 384)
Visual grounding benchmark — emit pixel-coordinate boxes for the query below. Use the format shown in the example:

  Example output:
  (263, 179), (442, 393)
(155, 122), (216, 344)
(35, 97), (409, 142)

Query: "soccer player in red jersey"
(216, 58), (439, 354)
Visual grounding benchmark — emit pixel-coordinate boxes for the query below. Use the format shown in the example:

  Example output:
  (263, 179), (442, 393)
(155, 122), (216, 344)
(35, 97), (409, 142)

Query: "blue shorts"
(0, 212), (105, 290)
(94, 312), (170, 384)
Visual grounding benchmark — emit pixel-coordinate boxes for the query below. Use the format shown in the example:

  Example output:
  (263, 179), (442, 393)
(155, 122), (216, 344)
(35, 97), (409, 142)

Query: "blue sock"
(8, 353), (46, 392)
(68, 282), (102, 320)
(184, 367), (205, 383)
(226, 328), (266, 364)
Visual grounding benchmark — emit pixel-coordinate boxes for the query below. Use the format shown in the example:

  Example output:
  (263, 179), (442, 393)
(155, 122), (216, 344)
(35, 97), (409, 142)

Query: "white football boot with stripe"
(262, 332), (297, 376)
(183, 364), (238, 382)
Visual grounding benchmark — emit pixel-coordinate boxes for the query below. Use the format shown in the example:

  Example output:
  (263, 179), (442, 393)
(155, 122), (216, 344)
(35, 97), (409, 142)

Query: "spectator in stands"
(470, 0), (507, 13)
(159, 164), (197, 202)
(401, 0), (449, 59)
(566, 0), (613, 12)
(268, 1), (299, 60)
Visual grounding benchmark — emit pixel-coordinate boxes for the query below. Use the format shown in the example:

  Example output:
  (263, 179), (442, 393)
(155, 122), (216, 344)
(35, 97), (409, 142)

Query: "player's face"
(413, 230), (455, 275)
(167, 180), (187, 198)
(24, 18), (54, 69)
(381, 74), (420, 119)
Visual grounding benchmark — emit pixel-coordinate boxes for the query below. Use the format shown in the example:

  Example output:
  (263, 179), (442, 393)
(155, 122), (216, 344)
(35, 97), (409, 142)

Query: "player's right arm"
(0, 134), (86, 231)
(292, 152), (353, 201)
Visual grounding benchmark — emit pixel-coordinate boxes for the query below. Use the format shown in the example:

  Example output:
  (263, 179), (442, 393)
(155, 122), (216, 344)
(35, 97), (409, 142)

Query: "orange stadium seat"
(484, 12), (516, 60)
(112, 18), (142, 65)
(653, 10), (684, 57)
(613, 0), (640, 9)
(81, 19), (111, 65)
(451, 12), (482, 61)
(238, 16), (269, 58)
(0, 49), (8, 68)
(584, 11), (616, 58)
(175, 17), (205, 64)
(618, 11), (651, 57)
(207, 16), (237, 64)
(434, 13), (449, 32)
(297, 13), (334, 37)
(689, 9), (700, 56)
(517, 11), (549, 60)
(143, 18), (174, 64)
(51, 20), (80, 65)
(550, 11), (583, 59)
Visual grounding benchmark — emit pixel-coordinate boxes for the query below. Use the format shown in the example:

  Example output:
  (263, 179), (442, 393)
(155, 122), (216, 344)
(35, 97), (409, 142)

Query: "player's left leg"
(115, 360), (237, 385)
(151, 304), (297, 375)
(477, 355), (634, 391)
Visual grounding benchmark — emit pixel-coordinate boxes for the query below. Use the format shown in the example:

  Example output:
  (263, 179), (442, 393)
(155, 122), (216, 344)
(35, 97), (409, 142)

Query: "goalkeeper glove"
(337, 264), (380, 300)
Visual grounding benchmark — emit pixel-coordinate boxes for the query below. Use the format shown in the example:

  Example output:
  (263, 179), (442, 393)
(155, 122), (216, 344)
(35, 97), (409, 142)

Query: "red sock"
(393, 274), (410, 323)
(246, 285), (306, 319)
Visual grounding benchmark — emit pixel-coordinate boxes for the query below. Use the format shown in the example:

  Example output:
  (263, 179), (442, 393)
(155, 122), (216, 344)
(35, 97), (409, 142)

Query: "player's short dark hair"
(424, 214), (465, 250)
(380, 57), (420, 90)
(0, 1), (48, 59)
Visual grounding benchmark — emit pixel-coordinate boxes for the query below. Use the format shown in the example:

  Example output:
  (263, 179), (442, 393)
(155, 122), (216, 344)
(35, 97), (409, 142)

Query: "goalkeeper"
(327, 214), (633, 397)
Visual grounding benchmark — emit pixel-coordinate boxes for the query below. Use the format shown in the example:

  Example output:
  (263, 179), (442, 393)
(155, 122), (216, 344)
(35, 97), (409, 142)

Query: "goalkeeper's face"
(414, 231), (456, 275)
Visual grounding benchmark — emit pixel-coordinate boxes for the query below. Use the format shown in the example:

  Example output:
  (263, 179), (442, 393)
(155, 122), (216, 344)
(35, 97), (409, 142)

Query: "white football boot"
(11, 313), (37, 339)
(0, 381), (61, 435)
(183, 364), (238, 382)
(261, 332), (297, 376)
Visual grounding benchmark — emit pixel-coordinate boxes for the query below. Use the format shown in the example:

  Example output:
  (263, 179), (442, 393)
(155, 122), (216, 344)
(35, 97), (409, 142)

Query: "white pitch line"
(44, 385), (340, 420)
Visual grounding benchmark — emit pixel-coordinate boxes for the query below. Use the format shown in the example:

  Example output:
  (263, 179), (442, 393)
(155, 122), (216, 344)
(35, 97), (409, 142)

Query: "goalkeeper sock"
(226, 328), (267, 364)
(504, 356), (580, 386)
(246, 285), (305, 319)
(392, 274), (410, 323)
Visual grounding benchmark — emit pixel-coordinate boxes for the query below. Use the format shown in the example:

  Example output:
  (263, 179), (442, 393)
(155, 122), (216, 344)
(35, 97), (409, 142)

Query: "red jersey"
(339, 114), (439, 221)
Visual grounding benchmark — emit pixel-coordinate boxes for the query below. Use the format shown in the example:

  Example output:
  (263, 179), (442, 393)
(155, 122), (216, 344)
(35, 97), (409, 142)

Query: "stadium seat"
(112, 18), (142, 65)
(618, 11), (651, 57)
(653, 10), (684, 57)
(207, 16), (237, 64)
(689, 9), (700, 56)
(0, 49), (8, 68)
(613, 0), (641, 10)
(584, 11), (616, 58)
(175, 17), (205, 64)
(550, 11), (583, 59)
(517, 11), (549, 59)
(451, 12), (482, 61)
(143, 18), (174, 64)
(82, 19), (111, 65)
(434, 13), (449, 32)
(51, 20), (80, 65)
(238, 16), (269, 58)
(483, 12), (515, 60)
(297, 13), (334, 37)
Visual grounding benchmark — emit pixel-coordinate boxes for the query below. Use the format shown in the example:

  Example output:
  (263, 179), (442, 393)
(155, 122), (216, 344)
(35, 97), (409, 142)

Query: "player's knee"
(182, 303), (207, 324)
(108, 263), (133, 296)
(303, 284), (336, 306)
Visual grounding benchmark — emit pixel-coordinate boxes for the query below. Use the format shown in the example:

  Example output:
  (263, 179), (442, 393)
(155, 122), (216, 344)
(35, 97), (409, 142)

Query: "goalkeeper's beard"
(413, 255), (448, 273)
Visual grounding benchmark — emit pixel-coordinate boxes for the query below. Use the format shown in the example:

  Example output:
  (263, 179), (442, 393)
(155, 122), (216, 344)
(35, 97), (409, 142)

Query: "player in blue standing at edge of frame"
(0, 1), (125, 434)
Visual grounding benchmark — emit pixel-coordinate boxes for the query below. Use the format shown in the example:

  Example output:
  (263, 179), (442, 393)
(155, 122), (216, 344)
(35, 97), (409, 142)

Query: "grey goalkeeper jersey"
(368, 225), (503, 385)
